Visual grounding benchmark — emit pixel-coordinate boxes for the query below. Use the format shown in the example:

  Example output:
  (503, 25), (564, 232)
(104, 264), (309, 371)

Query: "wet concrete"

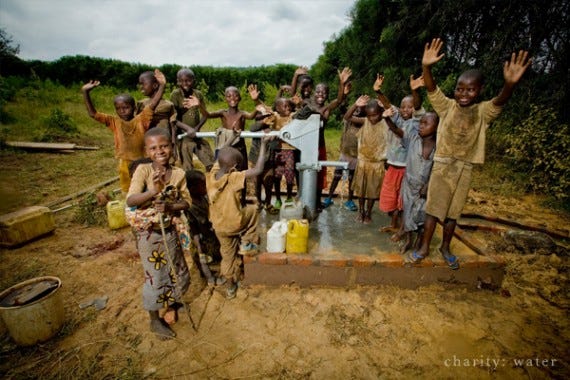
(245, 198), (505, 288)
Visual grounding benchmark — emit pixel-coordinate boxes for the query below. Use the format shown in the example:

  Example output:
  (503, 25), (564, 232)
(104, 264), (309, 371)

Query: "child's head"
(365, 99), (383, 124)
(138, 71), (158, 97)
(399, 95), (414, 120)
(176, 68), (195, 93)
(185, 169), (207, 198)
(418, 112), (439, 138)
(128, 157), (153, 177)
(274, 97), (292, 117)
(298, 75), (313, 99)
(144, 128), (173, 164)
(224, 86), (241, 107)
(314, 83), (329, 106)
(454, 69), (484, 107)
(113, 94), (136, 121)
(217, 146), (243, 171)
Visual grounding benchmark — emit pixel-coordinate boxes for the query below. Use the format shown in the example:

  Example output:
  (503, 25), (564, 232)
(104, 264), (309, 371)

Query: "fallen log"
(44, 176), (119, 209)
(5, 141), (99, 151)
(461, 212), (569, 240)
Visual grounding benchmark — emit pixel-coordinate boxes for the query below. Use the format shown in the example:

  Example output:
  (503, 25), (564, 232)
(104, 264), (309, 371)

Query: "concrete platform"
(243, 200), (505, 289)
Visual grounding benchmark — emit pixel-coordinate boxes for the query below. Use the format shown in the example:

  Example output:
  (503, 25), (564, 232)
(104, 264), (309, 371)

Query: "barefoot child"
(206, 134), (273, 299)
(407, 38), (531, 269)
(376, 73), (425, 233)
(385, 112), (438, 254)
(135, 70), (177, 131)
(345, 95), (388, 224)
(126, 128), (191, 339)
(81, 69), (166, 194)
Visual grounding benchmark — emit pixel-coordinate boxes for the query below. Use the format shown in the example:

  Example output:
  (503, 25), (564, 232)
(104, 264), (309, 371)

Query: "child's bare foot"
(399, 239), (412, 254)
(150, 318), (176, 339)
(363, 215), (372, 224)
(163, 307), (178, 325)
(390, 231), (403, 242)
(380, 225), (398, 233)
(355, 213), (364, 223)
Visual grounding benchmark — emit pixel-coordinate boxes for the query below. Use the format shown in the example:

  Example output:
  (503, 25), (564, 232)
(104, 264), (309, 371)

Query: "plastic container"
(279, 199), (304, 221)
(286, 219), (309, 254)
(266, 220), (288, 253)
(106, 200), (129, 229)
(0, 276), (64, 346)
(0, 206), (55, 247)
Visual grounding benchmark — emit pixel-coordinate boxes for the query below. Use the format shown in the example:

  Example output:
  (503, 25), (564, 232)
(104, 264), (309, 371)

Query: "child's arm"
(245, 135), (273, 178)
(175, 121), (197, 138)
(373, 74), (391, 109)
(343, 95), (368, 125)
(324, 67), (352, 117)
(81, 80), (101, 118)
(493, 50), (531, 106)
(410, 74), (424, 110)
(421, 38), (445, 92)
(290, 66), (308, 95)
(383, 108), (403, 138)
(147, 69), (167, 111)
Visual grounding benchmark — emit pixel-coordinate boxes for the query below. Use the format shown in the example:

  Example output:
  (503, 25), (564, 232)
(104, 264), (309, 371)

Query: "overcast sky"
(1, 0), (356, 67)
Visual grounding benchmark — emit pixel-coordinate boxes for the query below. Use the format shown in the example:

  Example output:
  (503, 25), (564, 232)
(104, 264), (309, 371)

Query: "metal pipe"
(318, 160), (349, 169)
(177, 131), (281, 140)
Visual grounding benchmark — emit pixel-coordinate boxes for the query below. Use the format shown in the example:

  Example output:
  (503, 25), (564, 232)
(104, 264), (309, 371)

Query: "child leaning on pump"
(406, 38), (531, 269)
(206, 133), (274, 300)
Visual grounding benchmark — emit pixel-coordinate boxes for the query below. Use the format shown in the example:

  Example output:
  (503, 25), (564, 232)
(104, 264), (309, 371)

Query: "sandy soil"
(0, 193), (568, 379)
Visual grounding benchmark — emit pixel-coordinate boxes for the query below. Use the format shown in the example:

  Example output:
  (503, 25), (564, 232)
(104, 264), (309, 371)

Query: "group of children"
(81, 38), (531, 338)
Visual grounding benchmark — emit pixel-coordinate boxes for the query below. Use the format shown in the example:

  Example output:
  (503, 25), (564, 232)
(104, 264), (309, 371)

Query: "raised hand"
(355, 95), (370, 107)
(503, 50), (531, 85)
(154, 69), (166, 85)
(183, 95), (199, 109)
(247, 84), (259, 101)
(343, 81), (352, 95)
(81, 80), (100, 92)
(373, 73), (384, 92)
(295, 66), (308, 76)
(338, 67), (352, 84)
(422, 38), (445, 67)
(382, 107), (395, 118)
(409, 74), (425, 90)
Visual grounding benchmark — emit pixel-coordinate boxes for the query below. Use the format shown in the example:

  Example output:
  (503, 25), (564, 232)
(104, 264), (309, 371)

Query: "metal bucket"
(0, 276), (64, 346)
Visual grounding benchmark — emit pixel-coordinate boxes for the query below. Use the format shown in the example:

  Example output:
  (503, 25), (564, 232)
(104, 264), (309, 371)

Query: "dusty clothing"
(186, 197), (220, 263)
(340, 119), (360, 158)
(379, 165), (405, 212)
(401, 130), (435, 232)
(171, 88), (214, 171)
(215, 128), (248, 171)
(127, 163), (192, 312)
(136, 98), (176, 130)
(118, 159), (133, 194)
(206, 163), (259, 281)
(387, 107), (425, 166)
(425, 158), (472, 221)
(352, 119), (387, 199)
(94, 107), (153, 161)
(274, 149), (296, 184)
(428, 86), (502, 164)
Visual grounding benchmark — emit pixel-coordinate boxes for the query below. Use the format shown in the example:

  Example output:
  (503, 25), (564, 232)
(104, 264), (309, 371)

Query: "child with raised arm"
(193, 85), (261, 170)
(135, 71), (177, 131)
(345, 95), (388, 224)
(407, 38), (531, 269)
(170, 68), (215, 172)
(385, 111), (438, 254)
(206, 135), (273, 299)
(81, 69), (166, 194)
(126, 127), (191, 339)
(375, 73), (425, 233)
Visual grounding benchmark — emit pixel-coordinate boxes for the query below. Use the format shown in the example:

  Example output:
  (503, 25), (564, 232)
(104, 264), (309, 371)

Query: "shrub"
(37, 108), (79, 142)
(507, 105), (570, 200)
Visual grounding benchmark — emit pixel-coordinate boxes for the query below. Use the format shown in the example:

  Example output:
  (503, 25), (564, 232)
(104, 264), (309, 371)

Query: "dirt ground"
(0, 187), (569, 379)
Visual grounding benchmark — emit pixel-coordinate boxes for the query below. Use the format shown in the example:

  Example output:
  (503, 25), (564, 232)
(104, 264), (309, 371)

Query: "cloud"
(1, 0), (355, 67)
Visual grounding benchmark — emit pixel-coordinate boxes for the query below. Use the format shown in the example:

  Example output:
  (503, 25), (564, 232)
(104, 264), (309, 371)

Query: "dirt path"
(0, 195), (569, 379)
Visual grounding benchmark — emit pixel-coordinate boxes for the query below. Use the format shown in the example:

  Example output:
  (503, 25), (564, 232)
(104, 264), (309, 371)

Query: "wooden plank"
(44, 176), (119, 208)
(6, 141), (99, 151)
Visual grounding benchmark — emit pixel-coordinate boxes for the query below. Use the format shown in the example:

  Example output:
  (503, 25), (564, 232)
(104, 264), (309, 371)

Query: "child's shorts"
(425, 158), (473, 221)
(379, 165), (405, 212)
